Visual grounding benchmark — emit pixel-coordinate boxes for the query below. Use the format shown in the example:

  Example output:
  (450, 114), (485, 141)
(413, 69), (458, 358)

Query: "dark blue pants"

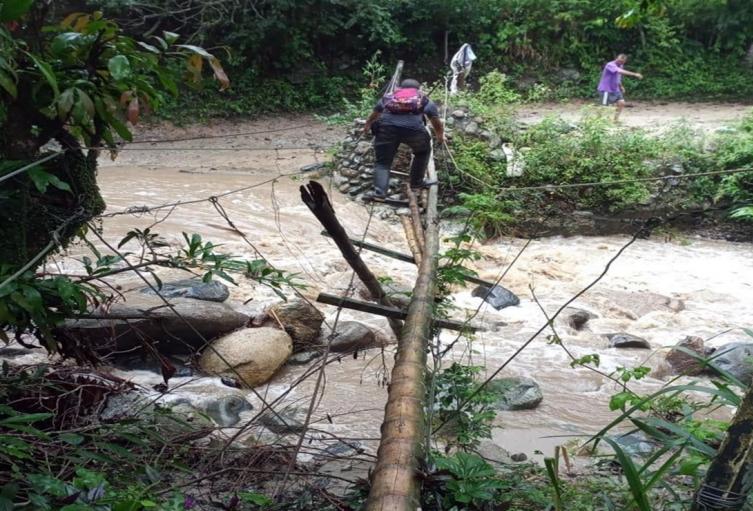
(373, 125), (431, 195)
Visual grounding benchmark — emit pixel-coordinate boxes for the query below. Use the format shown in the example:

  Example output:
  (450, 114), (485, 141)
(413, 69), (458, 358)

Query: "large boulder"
(60, 295), (249, 355)
(487, 377), (543, 411)
(712, 342), (753, 385)
(323, 321), (381, 353)
(139, 278), (229, 302)
(199, 327), (292, 388)
(268, 300), (324, 350)
(666, 336), (715, 376)
(607, 333), (651, 349)
(471, 285), (520, 310)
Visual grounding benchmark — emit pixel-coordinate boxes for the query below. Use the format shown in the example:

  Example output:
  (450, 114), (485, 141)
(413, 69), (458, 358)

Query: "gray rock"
(325, 321), (379, 353)
(204, 395), (253, 427)
(565, 308), (597, 330)
(464, 122), (479, 135)
(487, 377), (543, 411)
(712, 342), (753, 384)
(471, 284), (520, 310)
(287, 350), (322, 365)
(607, 333), (651, 349)
(395, 207), (411, 216)
(140, 279), (229, 302)
(334, 175), (349, 186)
(452, 110), (466, 119)
(323, 440), (364, 458)
(490, 149), (506, 162)
(354, 141), (371, 155)
(474, 440), (513, 465)
(511, 453), (528, 462)
(300, 162), (326, 173)
(260, 407), (306, 434)
(268, 299), (324, 350)
(60, 296), (249, 355)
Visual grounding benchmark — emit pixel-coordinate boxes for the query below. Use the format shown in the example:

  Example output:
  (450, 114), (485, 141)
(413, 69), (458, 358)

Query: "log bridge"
(299, 60), (493, 511)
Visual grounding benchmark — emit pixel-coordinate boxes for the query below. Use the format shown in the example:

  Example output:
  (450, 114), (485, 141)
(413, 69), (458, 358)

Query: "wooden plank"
(321, 231), (414, 263)
(361, 196), (410, 207)
(320, 231), (498, 288)
(316, 294), (482, 333)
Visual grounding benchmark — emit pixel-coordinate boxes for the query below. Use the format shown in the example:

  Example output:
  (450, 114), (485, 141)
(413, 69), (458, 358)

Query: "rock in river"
(199, 327), (292, 388)
(487, 377), (543, 411)
(140, 278), (229, 302)
(268, 299), (324, 350)
(665, 336), (714, 376)
(607, 333), (651, 349)
(323, 321), (381, 353)
(712, 342), (753, 385)
(471, 284), (520, 310)
(565, 307), (597, 331)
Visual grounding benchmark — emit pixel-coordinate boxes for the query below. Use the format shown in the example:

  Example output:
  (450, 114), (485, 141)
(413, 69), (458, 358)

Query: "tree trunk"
(366, 151), (439, 511)
(0, 131), (105, 267)
(691, 383), (753, 510)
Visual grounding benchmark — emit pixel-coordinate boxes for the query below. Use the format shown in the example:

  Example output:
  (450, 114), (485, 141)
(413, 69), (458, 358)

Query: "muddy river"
(13, 113), (753, 463)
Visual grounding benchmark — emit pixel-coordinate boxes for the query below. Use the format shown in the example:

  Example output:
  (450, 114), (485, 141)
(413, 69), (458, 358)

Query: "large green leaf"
(107, 55), (131, 81)
(0, 0), (34, 22)
(25, 53), (59, 97)
(50, 32), (82, 57)
(27, 167), (72, 193)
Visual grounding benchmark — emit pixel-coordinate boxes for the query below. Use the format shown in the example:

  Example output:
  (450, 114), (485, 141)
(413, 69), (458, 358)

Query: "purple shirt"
(597, 60), (623, 93)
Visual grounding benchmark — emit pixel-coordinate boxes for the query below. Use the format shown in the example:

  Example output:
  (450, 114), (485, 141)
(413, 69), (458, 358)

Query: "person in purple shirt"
(597, 54), (644, 122)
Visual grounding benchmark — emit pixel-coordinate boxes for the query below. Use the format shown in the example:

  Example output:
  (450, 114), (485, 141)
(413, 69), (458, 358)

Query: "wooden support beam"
(301, 181), (402, 338)
(362, 196), (409, 207)
(316, 293), (482, 333)
(366, 132), (440, 511)
(320, 231), (499, 289)
(321, 231), (414, 263)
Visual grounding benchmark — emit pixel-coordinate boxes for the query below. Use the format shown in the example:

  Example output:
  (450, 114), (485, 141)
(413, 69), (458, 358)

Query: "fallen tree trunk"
(366, 147), (440, 511)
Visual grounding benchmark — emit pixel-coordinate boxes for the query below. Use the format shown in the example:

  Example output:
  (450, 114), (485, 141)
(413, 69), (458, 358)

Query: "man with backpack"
(363, 79), (445, 199)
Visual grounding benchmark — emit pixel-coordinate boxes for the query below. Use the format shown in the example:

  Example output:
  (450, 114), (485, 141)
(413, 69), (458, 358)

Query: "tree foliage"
(0, 1), (227, 266)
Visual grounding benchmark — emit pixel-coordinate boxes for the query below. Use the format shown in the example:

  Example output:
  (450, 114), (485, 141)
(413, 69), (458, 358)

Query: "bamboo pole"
(300, 181), (402, 338)
(691, 382), (753, 510)
(366, 143), (440, 511)
(400, 215), (423, 267)
(405, 186), (425, 256)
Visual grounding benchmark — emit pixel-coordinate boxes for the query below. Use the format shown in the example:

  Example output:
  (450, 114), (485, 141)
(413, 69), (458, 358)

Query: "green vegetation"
(441, 102), (753, 237)
(84, 0), (753, 119)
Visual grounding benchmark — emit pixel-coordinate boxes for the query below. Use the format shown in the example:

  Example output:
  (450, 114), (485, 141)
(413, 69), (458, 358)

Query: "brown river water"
(11, 114), (753, 464)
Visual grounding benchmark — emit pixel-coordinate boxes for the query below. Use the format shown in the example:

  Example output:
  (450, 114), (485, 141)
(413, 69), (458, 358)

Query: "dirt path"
(515, 100), (751, 131)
